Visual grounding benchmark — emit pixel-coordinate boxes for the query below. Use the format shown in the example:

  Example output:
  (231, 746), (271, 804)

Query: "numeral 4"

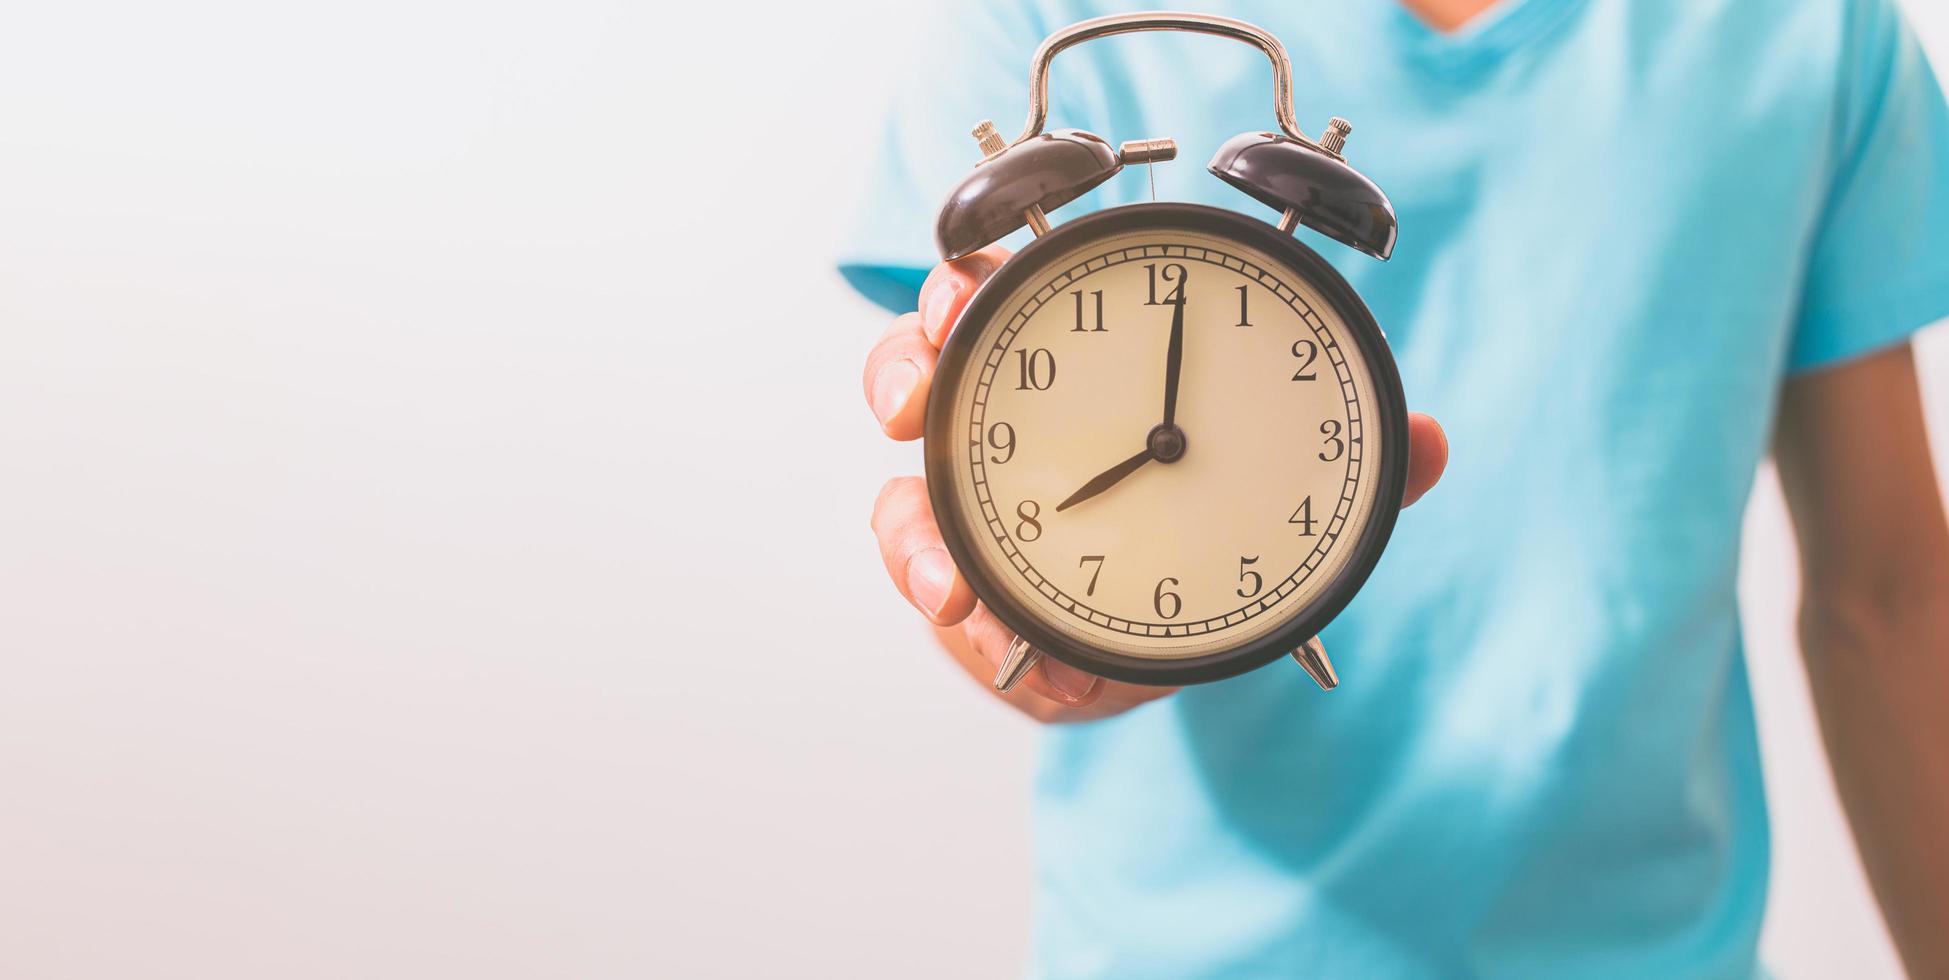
(1289, 496), (1319, 536)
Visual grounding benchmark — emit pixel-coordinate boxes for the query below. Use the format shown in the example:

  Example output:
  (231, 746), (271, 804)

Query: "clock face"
(929, 206), (1406, 680)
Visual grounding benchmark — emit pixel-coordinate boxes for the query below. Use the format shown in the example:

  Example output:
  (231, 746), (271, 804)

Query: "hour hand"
(1056, 446), (1154, 512)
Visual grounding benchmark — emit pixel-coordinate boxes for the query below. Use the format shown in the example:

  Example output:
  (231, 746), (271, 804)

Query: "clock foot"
(994, 636), (1042, 693)
(1291, 636), (1338, 691)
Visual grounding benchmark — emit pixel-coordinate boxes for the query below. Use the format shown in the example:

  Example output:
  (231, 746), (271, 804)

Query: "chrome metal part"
(1292, 636), (1339, 691)
(1319, 117), (1351, 157)
(1025, 204), (1052, 237)
(972, 119), (1008, 160)
(1016, 12), (1323, 150)
(1117, 138), (1178, 165)
(995, 636), (1043, 693)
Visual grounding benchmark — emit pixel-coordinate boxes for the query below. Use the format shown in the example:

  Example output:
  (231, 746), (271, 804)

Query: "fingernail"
(923, 278), (962, 340)
(871, 359), (921, 424)
(906, 548), (954, 619)
(1041, 659), (1100, 703)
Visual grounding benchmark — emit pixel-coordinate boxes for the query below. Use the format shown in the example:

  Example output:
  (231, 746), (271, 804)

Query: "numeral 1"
(1236, 285), (1251, 327)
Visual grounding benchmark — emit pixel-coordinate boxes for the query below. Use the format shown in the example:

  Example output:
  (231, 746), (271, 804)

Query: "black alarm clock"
(924, 11), (1407, 694)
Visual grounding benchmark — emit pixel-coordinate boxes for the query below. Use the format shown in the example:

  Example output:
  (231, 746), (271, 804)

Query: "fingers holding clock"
(916, 246), (1010, 347)
(1403, 412), (1449, 508)
(957, 603), (1105, 709)
(864, 246), (1012, 440)
(865, 479), (1165, 720)
(869, 474), (1131, 717)
(947, 606), (1183, 721)
(871, 476), (977, 626)
(865, 313), (937, 440)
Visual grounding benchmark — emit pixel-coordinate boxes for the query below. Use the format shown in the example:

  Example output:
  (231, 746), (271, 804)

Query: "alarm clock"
(925, 12), (1407, 694)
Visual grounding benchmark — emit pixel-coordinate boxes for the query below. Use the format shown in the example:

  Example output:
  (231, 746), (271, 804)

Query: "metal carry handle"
(1014, 11), (1318, 149)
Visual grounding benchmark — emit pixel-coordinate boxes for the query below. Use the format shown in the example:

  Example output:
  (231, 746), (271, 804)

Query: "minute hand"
(1161, 294), (1185, 426)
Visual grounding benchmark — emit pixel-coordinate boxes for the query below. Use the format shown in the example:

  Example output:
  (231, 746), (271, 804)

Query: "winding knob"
(972, 120), (1008, 160)
(1319, 117), (1352, 156)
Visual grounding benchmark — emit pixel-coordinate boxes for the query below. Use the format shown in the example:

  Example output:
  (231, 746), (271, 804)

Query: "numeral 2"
(1291, 339), (1319, 381)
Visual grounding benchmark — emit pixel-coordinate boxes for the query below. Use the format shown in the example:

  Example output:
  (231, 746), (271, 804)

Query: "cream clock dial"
(926, 205), (1408, 686)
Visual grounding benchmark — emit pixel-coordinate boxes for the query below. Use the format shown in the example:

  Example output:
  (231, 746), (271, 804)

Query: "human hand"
(864, 247), (1449, 723)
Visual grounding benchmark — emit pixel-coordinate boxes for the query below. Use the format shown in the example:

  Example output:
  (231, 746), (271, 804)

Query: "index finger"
(916, 246), (1010, 349)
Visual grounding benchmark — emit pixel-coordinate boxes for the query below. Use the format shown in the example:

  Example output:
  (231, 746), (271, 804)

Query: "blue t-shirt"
(841, 1), (1949, 976)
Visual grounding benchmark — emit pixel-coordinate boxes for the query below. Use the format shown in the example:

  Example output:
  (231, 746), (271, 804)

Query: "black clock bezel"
(924, 202), (1410, 687)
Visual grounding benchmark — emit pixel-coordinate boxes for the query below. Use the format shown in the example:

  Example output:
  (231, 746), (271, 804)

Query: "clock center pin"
(1147, 423), (1187, 463)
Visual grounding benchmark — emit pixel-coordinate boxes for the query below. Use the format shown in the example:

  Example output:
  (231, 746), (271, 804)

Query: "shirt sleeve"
(835, 1), (1052, 314)
(1788, 0), (1949, 373)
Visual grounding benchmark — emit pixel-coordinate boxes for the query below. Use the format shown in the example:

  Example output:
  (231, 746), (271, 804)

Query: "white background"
(0, 2), (1943, 977)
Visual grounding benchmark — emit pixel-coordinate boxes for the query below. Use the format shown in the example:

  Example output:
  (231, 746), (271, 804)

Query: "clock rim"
(923, 202), (1410, 687)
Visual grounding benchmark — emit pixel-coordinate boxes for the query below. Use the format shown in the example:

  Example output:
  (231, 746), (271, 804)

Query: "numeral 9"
(986, 422), (1015, 464)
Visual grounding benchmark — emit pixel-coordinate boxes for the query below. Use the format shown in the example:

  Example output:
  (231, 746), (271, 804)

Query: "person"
(842, 0), (1949, 975)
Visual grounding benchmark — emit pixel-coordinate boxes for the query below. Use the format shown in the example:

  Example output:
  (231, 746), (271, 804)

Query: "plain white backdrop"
(0, 1), (1942, 977)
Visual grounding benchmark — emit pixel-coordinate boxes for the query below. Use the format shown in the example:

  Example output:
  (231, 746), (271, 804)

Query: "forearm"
(1799, 583), (1949, 978)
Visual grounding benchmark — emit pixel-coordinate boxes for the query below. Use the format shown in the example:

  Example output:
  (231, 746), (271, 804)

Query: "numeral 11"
(1070, 289), (1105, 332)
